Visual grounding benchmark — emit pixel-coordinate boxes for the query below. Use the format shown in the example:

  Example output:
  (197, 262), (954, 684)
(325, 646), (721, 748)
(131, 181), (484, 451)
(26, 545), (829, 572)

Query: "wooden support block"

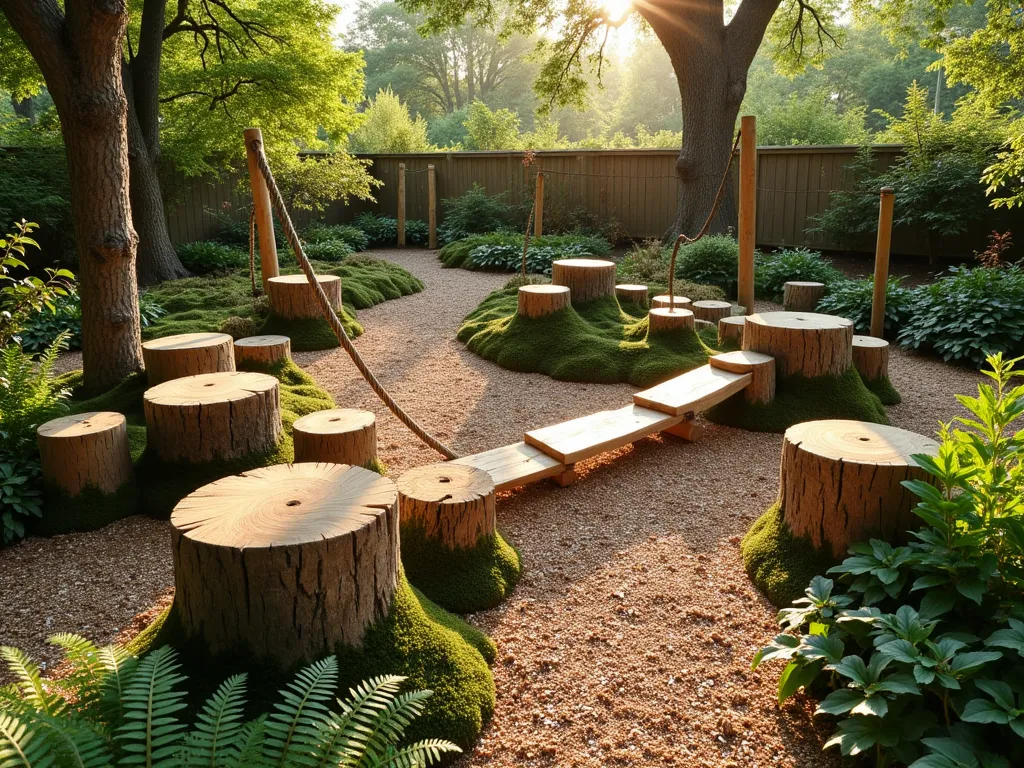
(525, 405), (682, 464)
(648, 307), (694, 334)
(451, 442), (565, 491)
(633, 365), (751, 417)
(397, 463), (495, 549)
(293, 408), (377, 467)
(651, 294), (691, 310)
(551, 259), (617, 303)
(852, 335), (890, 382)
(518, 284), (571, 318)
(234, 335), (291, 367)
(692, 300), (732, 324)
(710, 350), (776, 404)
(37, 412), (133, 497)
(783, 281), (827, 312)
(142, 332), (235, 386)
(267, 274), (341, 320)
(718, 315), (745, 346)
(743, 311), (853, 378)
(552, 465), (577, 487)
(616, 284), (649, 306)
(663, 419), (704, 442)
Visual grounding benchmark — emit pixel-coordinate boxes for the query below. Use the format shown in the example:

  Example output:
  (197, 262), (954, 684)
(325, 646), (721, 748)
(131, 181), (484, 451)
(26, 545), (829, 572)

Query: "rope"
(248, 138), (460, 460)
(248, 208), (260, 297)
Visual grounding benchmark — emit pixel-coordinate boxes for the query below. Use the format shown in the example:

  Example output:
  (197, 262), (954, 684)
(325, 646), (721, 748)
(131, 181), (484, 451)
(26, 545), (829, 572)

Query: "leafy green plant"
(138, 294), (166, 328)
(754, 248), (846, 301)
(618, 239), (668, 284)
(439, 232), (610, 273)
(353, 213), (400, 247)
(1, 220), (75, 347)
(817, 277), (916, 338)
(437, 184), (518, 244)
(303, 239), (355, 262)
(405, 219), (430, 247)
(19, 290), (82, 352)
(673, 234), (739, 296)
(175, 241), (249, 274)
(0, 457), (43, 544)
(304, 223), (371, 252)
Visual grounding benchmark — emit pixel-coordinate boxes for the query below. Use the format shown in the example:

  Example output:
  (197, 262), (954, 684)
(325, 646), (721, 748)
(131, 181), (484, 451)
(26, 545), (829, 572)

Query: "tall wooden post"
(737, 115), (756, 315)
(397, 163), (406, 247)
(243, 128), (279, 292)
(534, 172), (544, 238)
(427, 164), (437, 249)
(871, 187), (895, 338)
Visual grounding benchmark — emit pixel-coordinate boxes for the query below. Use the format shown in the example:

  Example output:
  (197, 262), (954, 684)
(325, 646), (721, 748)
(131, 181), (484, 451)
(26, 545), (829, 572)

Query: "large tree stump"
(648, 307), (695, 334)
(234, 335), (291, 367)
(293, 409), (377, 467)
(551, 259), (616, 303)
(710, 351), (776, 404)
(142, 332), (235, 386)
(743, 311), (853, 378)
(170, 463), (399, 668)
(397, 463), (495, 549)
(517, 285), (570, 318)
(852, 335), (890, 383)
(692, 300), (733, 324)
(718, 315), (746, 346)
(780, 420), (938, 557)
(783, 281), (827, 312)
(37, 412), (132, 497)
(144, 372), (281, 463)
(267, 274), (342, 320)
(651, 294), (691, 310)
(615, 284), (649, 306)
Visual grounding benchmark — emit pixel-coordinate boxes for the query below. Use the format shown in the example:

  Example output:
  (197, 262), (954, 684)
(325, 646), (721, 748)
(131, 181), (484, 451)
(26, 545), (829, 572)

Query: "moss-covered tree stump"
(651, 294), (691, 310)
(293, 408), (377, 467)
(692, 300), (732, 324)
(170, 462), (399, 669)
(37, 411), (133, 496)
(783, 281), (827, 312)
(397, 463), (521, 613)
(142, 332), (235, 385)
(143, 371), (281, 463)
(268, 274), (342, 320)
(615, 284), (649, 306)
(743, 311), (853, 378)
(517, 285), (570, 318)
(648, 307), (694, 334)
(718, 315), (745, 346)
(234, 334), (291, 366)
(551, 259), (616, 303)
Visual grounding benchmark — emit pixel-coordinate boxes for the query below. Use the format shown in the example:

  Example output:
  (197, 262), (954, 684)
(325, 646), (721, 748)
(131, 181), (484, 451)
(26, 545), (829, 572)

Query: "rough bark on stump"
(783, 281), (827, 312)
(293, 409), (377, 467)
(397, 463), (495, 549)
(142, 332), (235, 385)
(692, 300), (732, 324)
(268, 274), (342, 320)
(852, 335), (890, 382)
(615, 284), (649, 306)
(170, 463), (399, 668)
(779, 420), (938, 557)
(517, 285), (570, 318)
(743, 312), (853, 378)
(718, 315), (745, 346)
(234, 335), (291, 367)
(37, 411), (132, 496)
(651, 294), (692, 310)
(143, 371), (281, 463)
(710, 350), (775, 404)
(648, 307), (695, 334)
(551, 259), (616, 303)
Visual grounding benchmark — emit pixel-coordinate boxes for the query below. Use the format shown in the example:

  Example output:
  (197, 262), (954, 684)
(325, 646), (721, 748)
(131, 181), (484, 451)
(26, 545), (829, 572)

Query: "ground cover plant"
(673, 234), (741, 296)
(751, 353), (1024, 767)
(817, 277), (916, 339)
(438, 232), (611, 273)
(352, 213), (430, 248)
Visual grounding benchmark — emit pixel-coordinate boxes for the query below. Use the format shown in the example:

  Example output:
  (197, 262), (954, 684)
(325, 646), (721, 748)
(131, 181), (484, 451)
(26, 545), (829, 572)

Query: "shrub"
(19, 290), (81, 352)
(353, 212), (399, 247)
(303, 222), (370, 252)
(438, 184), (517, 244)
(405, 219), (430, 247)
(175, 241), (248, 274)
(1, 220), (75, 347)
(754, 248), (846, 301)
(440, 233), (611, 274)
(673, 235), (739, 296)
(816, 277), (915, 338)
(348, 87), (432, 153)
(898, 265), (1024, 366)
(618, 239), (669, 284)
(218, 316), (259, 339)
(302, 239), (355, 262)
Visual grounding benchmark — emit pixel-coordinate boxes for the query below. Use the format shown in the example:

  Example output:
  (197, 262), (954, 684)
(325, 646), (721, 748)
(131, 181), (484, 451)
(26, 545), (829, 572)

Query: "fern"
(263, 656), (338, 766)
(0, 332), (69, 444)
(98, 644), (138, 726)
(182, 673), (247, 767)
(47, 634), (105, 718)
(0, 646), (64, 717)
(33, 711), (109, 768)
(356, 689), (433, 766)
(231, 716), (267, 768)
(114, 646), (187, 767)
(378, 739), (462, 768)
(0, 711), (54, 768)
(311, 676), (405, 767)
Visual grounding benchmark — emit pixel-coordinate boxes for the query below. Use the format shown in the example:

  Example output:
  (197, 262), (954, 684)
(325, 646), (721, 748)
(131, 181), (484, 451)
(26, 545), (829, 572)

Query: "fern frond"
(97, 645), (138, 725)
(0, 646), (64, 716)
(310, 675), (406, 767)
(113, 646), (188, 767)
(358, 690), (433, 766)
(33, 711), (110, 768)
(230, 716), (267, 768)
(0, 710), (56, 768)
(47, 634), (105, 714)
(263, 656), (338, 767)
(183, 673), (247, 767)
(376, 739), (461, 768)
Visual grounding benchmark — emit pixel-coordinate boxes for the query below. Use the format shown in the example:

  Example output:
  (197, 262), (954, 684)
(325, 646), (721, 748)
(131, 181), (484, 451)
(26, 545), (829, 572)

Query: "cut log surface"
(551, 259), (617, 303)
(783, 281), (827, 312)
(234, 335), (291, 367)
(37, 412), (132, 497)
(780, 420), (938, 557)
(634, 365), (751, 417)
(692, 300), (733, 324)
(710, 350), (776, 404)
(852, 335), (890, 382)
(451, 442), (565, 491)
(170, 463), (398, 668)
(743, 311), (853, 378)
(144, 372), (281, 463)
(267, 274), (342, 320)
(397, 463), (496, 549)
(615, 284), (649, 306)
(651, 295), (692, 310)
(293, 408), (376, 467)
(517, 285), (570, 318)
(718, 315), (746, 346)
(648, 307), (695, 334)
(525, 404), (682, 464)
(142, 332), (235, 386)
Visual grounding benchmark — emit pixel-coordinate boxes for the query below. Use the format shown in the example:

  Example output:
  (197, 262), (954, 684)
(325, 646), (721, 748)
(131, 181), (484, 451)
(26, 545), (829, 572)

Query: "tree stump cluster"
(651, 294), (691, 310)
(397, 463), (495, 549)
(551, 259), (616, 303)
(783, 281), (827, 312)
(37, 412), (133, 497)
(743, 311), (853, 378)
(615, 284), (649, 306)
(718, 315), (745, 346)
(170, 463), (399, 668)
(293, 409), (377, 467)
(234, 335), (291, 367)
(852, 335), (890, 383)
(267, 274), (342, 320)
(517, 285), (570, 318)
(710, 350), (775, 404)
(142, 332), (235, 386)
(692, 300), (733, 324)
(648, 307), (694, 334)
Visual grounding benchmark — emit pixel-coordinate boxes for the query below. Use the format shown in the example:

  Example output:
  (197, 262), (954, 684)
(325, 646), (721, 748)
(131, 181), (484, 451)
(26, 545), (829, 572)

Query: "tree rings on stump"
(144, 372), (281, 463)
(551, 259), (616, 303)
(692, 300), (733, 324)
(648, 307), (695, 334)
(615, 284), (649, 306)
(234, 335), (291, 367)
(142, 332), (235, 386)
(743, 311), (853, 378)
(651, 294), (691, 310)
(852, 335), (890, 383)
(517, 285), (570, 318)
(267, 274), (342, 320)
(293, 408), (377, 467)
(783, 281), (827, 312)
(170, 462), (399, 668)
(710, 350), (776, 404)
(780, 420), (938, 557)
(37, 412), (132, 497)
(397, 463), (495, 549)
(718, 315), (745, 346)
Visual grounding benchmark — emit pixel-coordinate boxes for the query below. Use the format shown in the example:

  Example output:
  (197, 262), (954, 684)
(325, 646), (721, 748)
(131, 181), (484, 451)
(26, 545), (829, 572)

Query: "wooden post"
(243, 128), (279, 292)
(427, 164), (437, 249)
(737, 115), (756, 316)
(534, 172), (544, 237)
(871, 187), (895, 338)
(397, 163), (406, 247)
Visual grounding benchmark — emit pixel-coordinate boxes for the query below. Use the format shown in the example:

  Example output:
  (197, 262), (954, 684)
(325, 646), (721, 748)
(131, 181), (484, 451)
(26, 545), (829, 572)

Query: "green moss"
(864, 375), (902, 406)
(257, 309), (362, 352)
(35, 480), (140, 536)
(458, 289), (714, 386)
(401, 525), (522, 614)
(704, 366), (889, 433)
(741, 503), (836, 606)
(412, 585), (496, 664)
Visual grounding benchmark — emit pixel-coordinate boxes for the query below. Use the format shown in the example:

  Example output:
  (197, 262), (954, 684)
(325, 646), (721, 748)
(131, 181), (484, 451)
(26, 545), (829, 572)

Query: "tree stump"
(651, 294), (691, 310)
(783, 281), (827, 312)
(142, 332), (235, 386)
(37, 412), (133, 497)
(396, 463), (495, 549)
(780, 420), (938, 557)
(293, 409), (377, 467)
(170, 463), (399, 668)
(743, 311), (853, 378)
(517, 285), (570, 318)
(234, 335), (291, 367)
(710, 350), (776, 404)
(718, 315), (746, 346)
(648, 307), (695, 334)
(852, 335), (890, 383)
(144, 372), (281, 463)
(692, 300), (733, 324)
(267, 274), (342, 320)
(551, 259), (616, 303)
(615, 284), (649, 306)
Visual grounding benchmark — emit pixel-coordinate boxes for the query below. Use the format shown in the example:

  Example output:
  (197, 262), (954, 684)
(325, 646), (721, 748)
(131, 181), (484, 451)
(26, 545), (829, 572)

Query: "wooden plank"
(524, 405), (683, 464)
(451, 441), (565, 491)
(633, 365), (752, 417)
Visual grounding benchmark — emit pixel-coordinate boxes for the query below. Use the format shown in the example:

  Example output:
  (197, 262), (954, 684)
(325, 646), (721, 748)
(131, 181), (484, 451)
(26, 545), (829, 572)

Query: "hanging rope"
(248, 208), (260, 297)
(248, 138), (459, 460)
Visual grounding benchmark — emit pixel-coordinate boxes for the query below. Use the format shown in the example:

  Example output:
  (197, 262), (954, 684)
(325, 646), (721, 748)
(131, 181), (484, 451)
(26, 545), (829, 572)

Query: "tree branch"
(726, 0), (783, 72)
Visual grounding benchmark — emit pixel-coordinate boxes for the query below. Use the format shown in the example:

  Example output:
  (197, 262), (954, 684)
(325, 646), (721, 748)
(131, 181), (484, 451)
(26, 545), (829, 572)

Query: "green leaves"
(986, 618), (1024, 658)
(961, 680), (1024, 738)
(778, 576), (854, 630)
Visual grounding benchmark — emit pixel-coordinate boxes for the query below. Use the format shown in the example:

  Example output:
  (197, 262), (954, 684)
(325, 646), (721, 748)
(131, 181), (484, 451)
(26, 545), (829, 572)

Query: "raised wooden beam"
(451, 441), (566, 491)
(633, 365), (751, 417)
(534, 172), (544, 237)
(427, 164), (438, 249)
(871, 187), (895, 338)
(244, 127), (279, 292)
(524, 404), (683, 464)
(397, 162), (406, 247)
(737, 115), (756, 316)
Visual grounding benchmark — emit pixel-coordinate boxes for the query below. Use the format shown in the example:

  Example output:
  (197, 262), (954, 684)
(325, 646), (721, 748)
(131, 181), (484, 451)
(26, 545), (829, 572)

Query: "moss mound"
(401, 526), (522, 614)
(865, 375), (902, 406)
(458, 289), (714, 386)
(741, 503), (836, 606)
(704, 366), (889, 433)
(257, 313), (361, 352)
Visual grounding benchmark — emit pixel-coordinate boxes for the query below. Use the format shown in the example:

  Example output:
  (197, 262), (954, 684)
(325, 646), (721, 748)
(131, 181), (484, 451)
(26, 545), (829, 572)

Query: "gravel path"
(1, 250), (985, 766)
